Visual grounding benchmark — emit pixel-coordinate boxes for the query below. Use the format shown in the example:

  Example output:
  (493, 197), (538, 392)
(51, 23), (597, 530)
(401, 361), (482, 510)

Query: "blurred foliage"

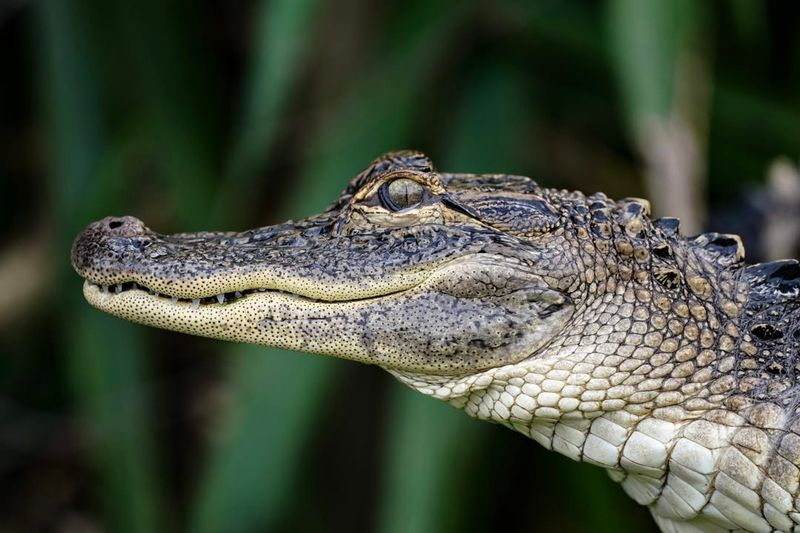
(1, 1), (799, 532)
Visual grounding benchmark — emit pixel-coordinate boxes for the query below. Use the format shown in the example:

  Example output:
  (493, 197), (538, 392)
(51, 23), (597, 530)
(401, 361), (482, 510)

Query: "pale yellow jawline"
(81, 280), (390, 366)
(84, 280), (330, 321)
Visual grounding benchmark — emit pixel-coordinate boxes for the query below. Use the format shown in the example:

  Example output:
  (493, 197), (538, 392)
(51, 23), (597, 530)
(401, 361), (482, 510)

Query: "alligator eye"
(379, 178), (425, 211)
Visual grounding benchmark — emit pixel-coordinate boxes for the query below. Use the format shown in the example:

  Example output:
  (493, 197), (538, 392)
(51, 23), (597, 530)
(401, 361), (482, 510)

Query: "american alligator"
(71, 151), (800, 532)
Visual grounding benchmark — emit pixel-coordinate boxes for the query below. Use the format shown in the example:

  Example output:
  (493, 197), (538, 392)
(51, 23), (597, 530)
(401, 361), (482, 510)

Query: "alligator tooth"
(216, 294), (225, 304)
(101, 285), (109, 294)
(171, 297), (178, 305)
(115, 284), (122, 294)
(131, 282), (138, 290)
(192, 299), (200, 309)
(235, 291), (242, 299)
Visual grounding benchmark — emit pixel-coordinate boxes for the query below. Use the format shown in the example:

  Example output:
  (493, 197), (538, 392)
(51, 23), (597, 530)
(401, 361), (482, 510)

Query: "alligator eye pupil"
(380, 178), (425, 211)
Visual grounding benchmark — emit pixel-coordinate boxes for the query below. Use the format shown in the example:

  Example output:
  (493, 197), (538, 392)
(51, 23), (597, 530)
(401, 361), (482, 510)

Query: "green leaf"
(68, 310), (165, 533)
(291, 0), (473, 212)
(191, 347), (336, 533)
(111, 0), (222, 227)
(441, 63), (533, 174)
(606, 0), (696, 132)
(377, 389), (484, 533)
(212, 0), (323, 227)
(37, 2), (165, 531)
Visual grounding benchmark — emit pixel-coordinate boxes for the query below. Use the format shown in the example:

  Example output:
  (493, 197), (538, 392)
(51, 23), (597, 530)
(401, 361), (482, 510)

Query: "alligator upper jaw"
(70, 214), (441, 303)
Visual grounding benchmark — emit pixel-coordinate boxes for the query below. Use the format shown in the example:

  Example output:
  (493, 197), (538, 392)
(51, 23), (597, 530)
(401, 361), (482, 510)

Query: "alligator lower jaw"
(80, 254), (571, 375)
(82, 280), (327, 346)
(81, 279), (364, 340)
(81, 278), (438, 359)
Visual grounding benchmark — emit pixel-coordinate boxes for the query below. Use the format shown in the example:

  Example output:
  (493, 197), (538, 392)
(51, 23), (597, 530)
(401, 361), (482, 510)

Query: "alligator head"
(71, 151), (580, 375)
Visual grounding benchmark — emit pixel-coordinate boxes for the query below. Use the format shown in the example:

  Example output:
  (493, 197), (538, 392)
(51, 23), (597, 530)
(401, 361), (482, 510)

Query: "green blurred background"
(2, 1), (799, 532)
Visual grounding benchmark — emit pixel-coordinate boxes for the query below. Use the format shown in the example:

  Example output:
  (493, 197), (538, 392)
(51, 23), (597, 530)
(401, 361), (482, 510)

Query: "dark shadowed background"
(2, 1), (799, 532)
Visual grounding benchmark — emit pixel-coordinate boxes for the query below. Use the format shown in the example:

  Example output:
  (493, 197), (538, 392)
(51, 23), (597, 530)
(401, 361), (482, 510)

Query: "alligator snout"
(71, 215), (150, 279)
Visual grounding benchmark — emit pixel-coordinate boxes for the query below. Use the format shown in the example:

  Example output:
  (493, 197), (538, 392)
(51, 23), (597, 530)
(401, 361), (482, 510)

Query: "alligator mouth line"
(83, 280), (278, 308)
(81, 277), (421, 309)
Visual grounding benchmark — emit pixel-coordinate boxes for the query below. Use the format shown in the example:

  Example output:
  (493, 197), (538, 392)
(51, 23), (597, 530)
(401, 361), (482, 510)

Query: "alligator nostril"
(109, 220), (123, 229)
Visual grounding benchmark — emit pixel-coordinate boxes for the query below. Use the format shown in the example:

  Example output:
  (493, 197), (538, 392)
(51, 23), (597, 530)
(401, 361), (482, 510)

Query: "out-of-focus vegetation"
(1, 1), (799, 532)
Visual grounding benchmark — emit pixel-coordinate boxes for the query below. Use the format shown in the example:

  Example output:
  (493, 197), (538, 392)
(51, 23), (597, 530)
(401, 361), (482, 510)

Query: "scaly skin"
(72, 152), (800, 532)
